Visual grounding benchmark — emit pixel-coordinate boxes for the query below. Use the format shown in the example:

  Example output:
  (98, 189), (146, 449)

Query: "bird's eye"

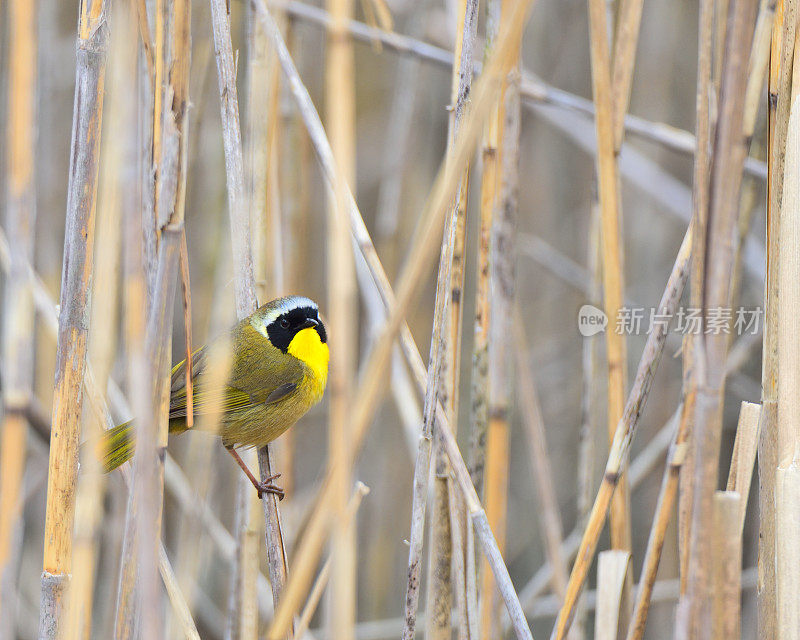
(279, 318), (290, 329)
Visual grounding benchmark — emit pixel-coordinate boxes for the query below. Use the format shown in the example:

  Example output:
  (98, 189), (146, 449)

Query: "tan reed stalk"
(610, 0), (644, 150)
(470, 0), (503, 511)
(586, 4), (633, 623)
(404, 0), (479, 633)
(726, 402), (762, 531)
(760, 1), (794, 632)
(425, 0), (478, 635)
(551, 222), (693, 640)
(64, 6), (134, 635)
(240, 466), (262, 640)
(710, 491), (742, 639)
(677, 0), (714, 598)
(775, 92), (800, 639)
(208, 0), (290, 617)
(325, 0), (359, 633)
(0, 0), (37, 635)
(606, 1), (648, 618)
(472, 1), (513, 634)
(679, 0), (713, 602)
(594, 551), (631, 640)
(38, 4), (108, 636)
(484, 37), (522, 639)
(678, 0), (759, 635)
(115, 2), (192, 634)
(512, 317), (570, 611)
(254, 0), (537, 634)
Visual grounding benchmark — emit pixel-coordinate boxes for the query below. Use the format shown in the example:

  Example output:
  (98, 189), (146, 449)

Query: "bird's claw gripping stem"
(226, 446), (285, 500)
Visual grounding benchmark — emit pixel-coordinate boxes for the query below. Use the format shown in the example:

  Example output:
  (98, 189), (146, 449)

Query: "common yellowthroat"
(102, 295), (329, 498)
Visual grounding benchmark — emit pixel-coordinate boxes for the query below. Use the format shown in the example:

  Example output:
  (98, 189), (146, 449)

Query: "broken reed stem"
(208, 0), (290, 613)
(760, 0), (794, 633)
(551, 222), (692, 640)
(587, 0), (633, 605)
(680, 0), (758, 635)
(627, 399), (759, 640)
(0, 0), (37, 634)
(594, 551), (631, 640)
(325, 0), (359, 634)
(38, 7), (108, 638)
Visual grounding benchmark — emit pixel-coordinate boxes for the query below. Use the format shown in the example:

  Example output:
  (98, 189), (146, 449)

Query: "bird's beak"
(299, 318), (319, 330)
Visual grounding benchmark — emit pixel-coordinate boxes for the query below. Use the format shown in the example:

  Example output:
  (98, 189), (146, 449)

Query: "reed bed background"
(0, 0), (786, 637)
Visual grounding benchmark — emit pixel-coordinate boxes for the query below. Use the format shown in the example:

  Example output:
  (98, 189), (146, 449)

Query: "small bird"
(101, 295), (329, 498)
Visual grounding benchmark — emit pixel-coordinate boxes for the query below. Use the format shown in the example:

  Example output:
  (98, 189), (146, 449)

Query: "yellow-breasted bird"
(101, 295), (329, 498)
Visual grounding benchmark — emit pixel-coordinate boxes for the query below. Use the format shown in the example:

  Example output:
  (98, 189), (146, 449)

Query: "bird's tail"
(98, 421), (135, 472)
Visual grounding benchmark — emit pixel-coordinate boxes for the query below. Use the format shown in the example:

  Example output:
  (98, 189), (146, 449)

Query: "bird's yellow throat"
(287, 327), (329, 390)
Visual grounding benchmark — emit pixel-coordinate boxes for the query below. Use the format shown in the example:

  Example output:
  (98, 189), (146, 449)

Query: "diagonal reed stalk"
(253, 0), (538, 636)
(551, 222), (693, 639)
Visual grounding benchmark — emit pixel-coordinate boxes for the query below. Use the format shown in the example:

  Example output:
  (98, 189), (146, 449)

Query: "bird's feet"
(255, 473), (285, 501)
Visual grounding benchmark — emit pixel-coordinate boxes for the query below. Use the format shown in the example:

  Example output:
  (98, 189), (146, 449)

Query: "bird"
(100, 295), (329, 498)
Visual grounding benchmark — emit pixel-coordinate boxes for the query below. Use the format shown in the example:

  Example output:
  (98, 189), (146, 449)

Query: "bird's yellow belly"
(220, 372), (323, 448)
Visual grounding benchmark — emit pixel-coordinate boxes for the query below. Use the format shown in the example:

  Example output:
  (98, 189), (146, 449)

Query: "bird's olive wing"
(264, 382), (298, 405)
(169, 384), (256, 420)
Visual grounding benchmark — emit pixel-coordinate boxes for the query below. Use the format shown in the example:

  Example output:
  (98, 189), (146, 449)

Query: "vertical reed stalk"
(426, 0), (477, 636)
(481, 23), (521, 635)
(64, 4), (134, 635)
(679, 0), (758, 635)
(586, 2), (633, 626)
(761, 1), (795, 634)
(208, 0), (290, 616)
(678, 0), (714, 599)
(0, 0), (37, 636)
(775, 90), (800, 638)
(326, 0), (359, 633)
(115, 2), (192, 635)
(38, 4), (108, 637)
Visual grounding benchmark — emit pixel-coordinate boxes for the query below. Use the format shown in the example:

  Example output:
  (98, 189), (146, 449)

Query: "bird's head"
(251, 296), (329, 380)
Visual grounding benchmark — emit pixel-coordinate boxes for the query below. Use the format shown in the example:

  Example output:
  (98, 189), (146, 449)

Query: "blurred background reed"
(0, 0), (784, 638)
